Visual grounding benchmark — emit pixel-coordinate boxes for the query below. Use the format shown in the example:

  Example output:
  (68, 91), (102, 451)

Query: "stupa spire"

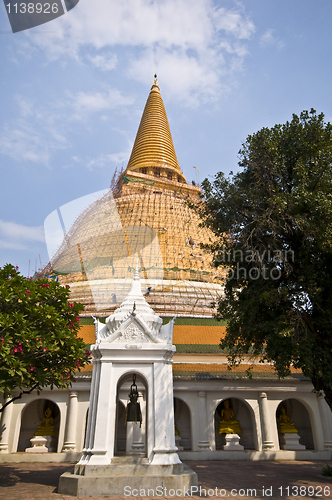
(126, 75), (182, 174)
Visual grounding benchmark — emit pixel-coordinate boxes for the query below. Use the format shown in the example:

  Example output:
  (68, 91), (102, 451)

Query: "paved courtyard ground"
(0, 461), (331, 500)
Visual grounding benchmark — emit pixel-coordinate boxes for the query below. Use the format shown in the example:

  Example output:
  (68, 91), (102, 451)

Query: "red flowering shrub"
(0, 264), (89, 413)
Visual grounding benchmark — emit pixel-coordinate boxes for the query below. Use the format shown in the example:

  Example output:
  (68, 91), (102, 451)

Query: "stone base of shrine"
(58, 457), (198, 497)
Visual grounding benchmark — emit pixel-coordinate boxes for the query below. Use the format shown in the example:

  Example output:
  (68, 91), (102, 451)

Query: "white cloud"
(0, 240), (28, 251)
(68, 88), (134, 120)
(0, 94), (68, 164)
(15, 96), (34, 118)
(0, 118), (67, 164)
(53, 0), (220, 50)
(86, 151), (129, 170)
(0, 86), (134, 163)
(260, 29), (285, 49)
(23, 0), (255, 105)
(72, 151), (130, 171)
(219, 40), (249, 58)
(87, 53), (118, 71)
(0, 220), (45, 252)
(213, 7), (255, 39)
(128, 46), (225, 107)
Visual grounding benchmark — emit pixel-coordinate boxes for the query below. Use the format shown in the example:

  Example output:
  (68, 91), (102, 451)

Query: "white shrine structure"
(58, 264), (197, 496)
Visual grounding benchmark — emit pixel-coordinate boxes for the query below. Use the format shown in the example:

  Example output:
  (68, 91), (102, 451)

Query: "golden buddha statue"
(218, 400), (242, 435)
(34, 408), (55, 437)
(278, 407), (298, 434)
(175, 423), (180, 436)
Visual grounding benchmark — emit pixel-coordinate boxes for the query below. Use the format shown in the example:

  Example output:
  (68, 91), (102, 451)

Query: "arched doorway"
(17, 399), (60, 452)
(276, 399), (314, 449)
(115, 372), (147, 456)
(174, 397), (192, 450)
(214, 398), (255, 450)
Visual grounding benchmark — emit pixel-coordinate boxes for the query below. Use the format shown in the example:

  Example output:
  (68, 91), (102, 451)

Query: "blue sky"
(1, 0), (331, 276)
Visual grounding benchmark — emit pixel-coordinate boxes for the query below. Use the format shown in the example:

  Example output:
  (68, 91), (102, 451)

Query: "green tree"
(200, 109), (332, 411)
(0, 264), (89, 412)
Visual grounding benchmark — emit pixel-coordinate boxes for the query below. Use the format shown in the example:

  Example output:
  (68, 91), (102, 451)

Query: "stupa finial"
(126, 77), (183, 175)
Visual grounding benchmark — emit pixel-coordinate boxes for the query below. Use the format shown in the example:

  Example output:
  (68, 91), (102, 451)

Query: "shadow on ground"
(0, 461), (331, 499)
(0, 463), (73, 489)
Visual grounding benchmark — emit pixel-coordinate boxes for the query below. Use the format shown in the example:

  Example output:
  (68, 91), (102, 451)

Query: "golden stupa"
(44, 77), (224, 317)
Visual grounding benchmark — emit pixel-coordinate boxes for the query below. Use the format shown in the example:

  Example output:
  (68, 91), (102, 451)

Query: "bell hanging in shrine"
(125, 374), (142, 427)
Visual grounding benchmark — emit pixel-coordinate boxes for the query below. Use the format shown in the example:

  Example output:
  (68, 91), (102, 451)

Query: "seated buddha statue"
(218, 400), (242, 435)
(34, 408), (55, 437)
(279, 407), (298, 434)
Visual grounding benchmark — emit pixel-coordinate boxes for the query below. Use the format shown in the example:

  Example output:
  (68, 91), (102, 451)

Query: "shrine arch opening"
(17, 399), (60, 452)
(174, 397), (192, 450)
(276, 399), (314, 450)
(114, 372), (147, 456)
(214, 397), (256, 450)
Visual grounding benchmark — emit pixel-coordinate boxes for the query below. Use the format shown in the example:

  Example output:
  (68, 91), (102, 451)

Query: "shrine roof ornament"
(92, 260), (175, 346)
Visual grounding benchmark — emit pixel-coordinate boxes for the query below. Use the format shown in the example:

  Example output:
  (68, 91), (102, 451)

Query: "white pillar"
(89, 360), (115, 465)
(258, 392), (274, 450)
(317, 394), (332, 450)
(85, 358), (101, 452)
(62, 391), (79, 451)
(197, 391), (210, 450)
(0, 398), (13, 453)
(151, 361), (180, 465)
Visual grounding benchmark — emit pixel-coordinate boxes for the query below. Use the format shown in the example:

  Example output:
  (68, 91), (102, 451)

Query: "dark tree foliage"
(200, 109), (332, 411)
(0, 264), (90, 412)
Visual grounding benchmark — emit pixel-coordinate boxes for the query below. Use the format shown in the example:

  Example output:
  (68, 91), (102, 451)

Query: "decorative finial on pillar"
(153, 74), (159, 86)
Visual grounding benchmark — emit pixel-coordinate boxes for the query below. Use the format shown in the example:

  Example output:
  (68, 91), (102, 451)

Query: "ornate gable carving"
(112, 316), (155, 344)
(122, 325), (144, 343)
(114, 324), (149, 344)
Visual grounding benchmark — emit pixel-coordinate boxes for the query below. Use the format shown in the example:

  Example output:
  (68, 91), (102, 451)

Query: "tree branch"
(0, 383), (39, 413)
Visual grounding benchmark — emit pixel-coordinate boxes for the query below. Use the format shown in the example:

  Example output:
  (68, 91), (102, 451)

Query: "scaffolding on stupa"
(43, 185), (226, 318)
